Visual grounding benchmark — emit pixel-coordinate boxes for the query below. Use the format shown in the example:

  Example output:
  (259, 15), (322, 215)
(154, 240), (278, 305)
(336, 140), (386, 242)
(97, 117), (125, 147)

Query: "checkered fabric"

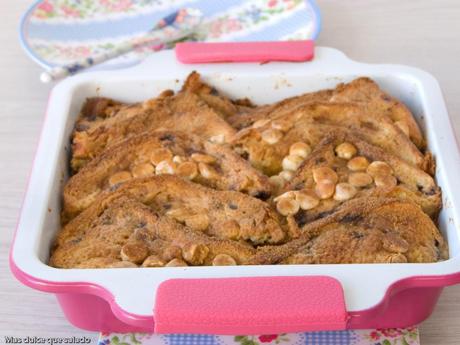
(303, 331), (353, 345)
(162, 334), (219, 345)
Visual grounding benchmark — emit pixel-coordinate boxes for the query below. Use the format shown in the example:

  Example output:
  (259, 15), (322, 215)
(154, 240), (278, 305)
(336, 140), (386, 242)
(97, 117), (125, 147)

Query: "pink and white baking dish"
(10, 46), (460, 334)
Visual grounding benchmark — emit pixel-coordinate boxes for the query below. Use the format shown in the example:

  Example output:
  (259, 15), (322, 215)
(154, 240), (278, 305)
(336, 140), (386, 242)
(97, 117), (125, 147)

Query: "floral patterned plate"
(19, 0), (321, 70)
(99, 328), (420, 345)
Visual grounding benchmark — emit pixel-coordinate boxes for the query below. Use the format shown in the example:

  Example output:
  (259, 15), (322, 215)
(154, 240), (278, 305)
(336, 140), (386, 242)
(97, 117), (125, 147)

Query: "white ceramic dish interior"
(12, 47), (460, 319)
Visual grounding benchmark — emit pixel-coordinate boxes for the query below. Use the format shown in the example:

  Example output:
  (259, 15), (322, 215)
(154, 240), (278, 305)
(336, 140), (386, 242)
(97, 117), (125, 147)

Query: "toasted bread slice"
(50, 196), (257, 268)
(181, 71), (253, 119)
(228, 77), (424, 149)
(63, 130), (272, 222)
(69, 175), (288, 245)
(250, 197), (448, 265)
(228, 89), (333, 130)
(330, 77), (424, 149)
(272, 132), (440, 223)
(71, 91), (236, 172)
(232, 102), (428, 175)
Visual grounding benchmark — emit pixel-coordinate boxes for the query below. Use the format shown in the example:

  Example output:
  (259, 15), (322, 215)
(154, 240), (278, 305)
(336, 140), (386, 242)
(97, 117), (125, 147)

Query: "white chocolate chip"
(172, 155), (187, 164)
(282, 154), (304, 171)
(315, 181), (336, 199)
(131, 163), (155, 178)
(253, 119), (271, 128)
(108, 261), (138, 268)
(296, 190), (320, 210)
(347, 156), (370, 171)
(108, 171), (132, 187)
(142, 255), (165, 268)
(279, 170), (294, 181)
(198, 162), (220, 179)
(166, 208), (191, 223)
(367, 161), (393, 177)
(150, 148), (173, 166)
(271, 119), (292, 132)
(335, 142), (357, 160)
(273, 191), (297, 203)
(269, 175), (285, 190)
(182, 243), (209, 265)
(162, 246), (183, 261)
(177, 161), (198, 180)
(209, 134), (225, 144)
(289, 142), (311, 159)
(212, 254), (237, 266)
(374, 174), (398, 189)
(165, 258), (188, 267)
(155, 160), (176, 175)
(121, 242), (149, 264)
(261, 128), (283, 144)
(349, 172), (373, 187)
(395, 120), (410, 137)
(191, 153), (216, 164)
(185, 214), (209, 232)
(333, 183), (357, 201)
(220, 220), (241, 240)
(312, 166), (338, 184)
(276, 198), (300, 216)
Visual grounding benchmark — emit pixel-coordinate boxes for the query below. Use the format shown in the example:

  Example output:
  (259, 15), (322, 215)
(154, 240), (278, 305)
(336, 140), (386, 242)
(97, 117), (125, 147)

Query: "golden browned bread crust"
(331, 77), (425, 149)
(273, 132), (440, 223)
(63, 130), (272, 222)
(71, 90), (236, 172)
(73, 91), (174, 150)
(52, 75), (447, 269)
(69, 175), (289, 245)
(50, 196), (257, 268)
(228, 89), (333, 130)
(249, 197), (448, 265)
(232, 102), (427, 175)
(181, 71), (252, 119)
(228, 77), (424, 150)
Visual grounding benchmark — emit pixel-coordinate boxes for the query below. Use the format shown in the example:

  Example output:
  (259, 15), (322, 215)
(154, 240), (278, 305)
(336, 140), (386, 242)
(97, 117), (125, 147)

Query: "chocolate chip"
(294, 183), (304, 191)
(351, 231), (364, 239)
(253, 191), (271, 200)
(160, 133), (175, 142)
(75, 123), (89, 132)
(426, 187), (437, 196)
(317, 210), (334, 219)
(210, 87), (219, 96)
(294, 211), (308, 227)
(87, 114), (97, 122)
(340, 213), (363, 224)
(228, 203), (238, 210)
(315, 157), (326, 164)
(381, 95), (391, 101)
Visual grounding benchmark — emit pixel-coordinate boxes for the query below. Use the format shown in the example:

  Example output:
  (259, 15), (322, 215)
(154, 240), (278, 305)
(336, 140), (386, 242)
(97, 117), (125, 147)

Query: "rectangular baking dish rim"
(10, 47), (460, 318)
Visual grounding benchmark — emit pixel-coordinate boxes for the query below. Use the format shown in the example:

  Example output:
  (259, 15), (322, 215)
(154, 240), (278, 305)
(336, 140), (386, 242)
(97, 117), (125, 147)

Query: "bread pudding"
(50, 72), (447, 268)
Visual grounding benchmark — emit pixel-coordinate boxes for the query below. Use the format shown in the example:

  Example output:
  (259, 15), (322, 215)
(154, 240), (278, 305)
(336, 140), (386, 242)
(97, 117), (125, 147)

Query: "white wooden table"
(1, 1), (459, 344)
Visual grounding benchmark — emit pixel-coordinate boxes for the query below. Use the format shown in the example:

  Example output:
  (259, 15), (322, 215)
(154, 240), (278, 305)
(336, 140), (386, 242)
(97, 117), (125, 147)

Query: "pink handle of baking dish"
(154, 276), (347, 335)
(175, 41), (315, 63)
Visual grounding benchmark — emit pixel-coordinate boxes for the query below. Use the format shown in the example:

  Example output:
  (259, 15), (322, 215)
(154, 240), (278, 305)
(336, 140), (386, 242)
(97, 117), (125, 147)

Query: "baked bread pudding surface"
(50, 73), (447, 268)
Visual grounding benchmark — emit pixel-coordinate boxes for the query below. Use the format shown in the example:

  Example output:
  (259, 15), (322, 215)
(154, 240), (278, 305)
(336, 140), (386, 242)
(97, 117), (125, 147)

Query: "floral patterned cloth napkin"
(98, 328), (420, 345)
